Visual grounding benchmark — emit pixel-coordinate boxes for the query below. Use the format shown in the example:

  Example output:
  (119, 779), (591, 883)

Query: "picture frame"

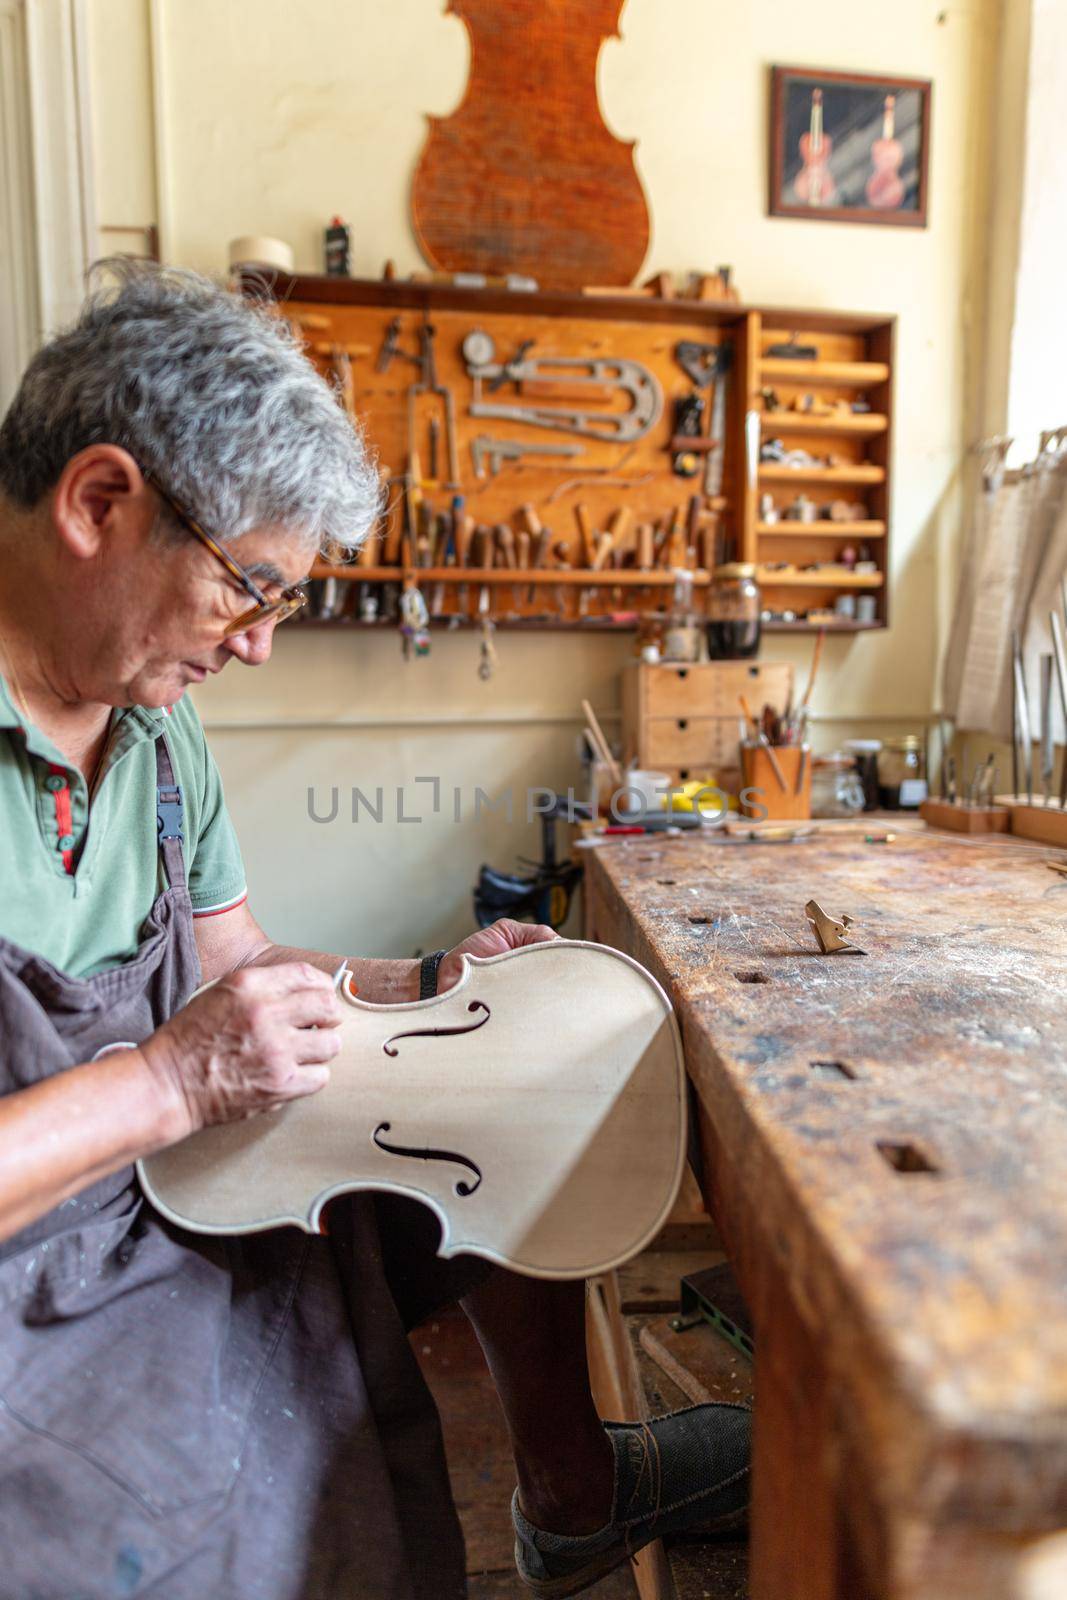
(769, 66), (932, 228)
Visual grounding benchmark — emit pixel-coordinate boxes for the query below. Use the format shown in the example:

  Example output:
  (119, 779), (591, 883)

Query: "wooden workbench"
(582, 826), (1067, 1600)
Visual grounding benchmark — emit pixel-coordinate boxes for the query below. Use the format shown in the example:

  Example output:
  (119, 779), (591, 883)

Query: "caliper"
(461, 331), (663, 444)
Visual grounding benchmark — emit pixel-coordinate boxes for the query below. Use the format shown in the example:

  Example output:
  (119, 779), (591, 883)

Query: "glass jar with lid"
(662, 570), (702, 663)
(810, 752), (866, 818)
(705, 563), (761, 659)
(878, 736), (927, 809)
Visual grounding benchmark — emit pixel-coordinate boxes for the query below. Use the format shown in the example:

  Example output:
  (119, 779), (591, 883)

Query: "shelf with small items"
(756, 567), (884, 588)
(746, 314), (893, 631)
(756, 520), (886, 537)
(758, 463), (886, 486)
(310, 564), (714, 587)
(765, 618), (883, 633)
(758, 357), (890, 388)
(758, 411), (888, 437)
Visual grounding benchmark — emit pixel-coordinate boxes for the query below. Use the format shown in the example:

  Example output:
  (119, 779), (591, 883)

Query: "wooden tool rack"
(249, 272), (895, 634)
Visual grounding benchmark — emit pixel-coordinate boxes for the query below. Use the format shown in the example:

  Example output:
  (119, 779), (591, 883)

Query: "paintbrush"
(798, 627), (826, 715)
(581, 698), (622, 787)
(738, 694), (759, 737)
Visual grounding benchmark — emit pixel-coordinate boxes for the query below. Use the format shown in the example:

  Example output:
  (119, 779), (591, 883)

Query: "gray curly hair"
(0, 260), (381, 557)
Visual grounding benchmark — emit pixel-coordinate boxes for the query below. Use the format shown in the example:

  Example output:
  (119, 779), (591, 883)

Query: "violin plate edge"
(135, 1149), (688, 1280)
(337, 937), (682, 1016)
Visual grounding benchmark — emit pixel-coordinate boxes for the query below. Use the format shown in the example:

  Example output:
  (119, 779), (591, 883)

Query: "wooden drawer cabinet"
(643, 717), (725, 769)
(622, 661), (793, 775)
(641, 665), (710, 719)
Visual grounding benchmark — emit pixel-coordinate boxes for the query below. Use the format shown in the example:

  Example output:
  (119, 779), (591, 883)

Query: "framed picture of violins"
(768, 66), (932, 227)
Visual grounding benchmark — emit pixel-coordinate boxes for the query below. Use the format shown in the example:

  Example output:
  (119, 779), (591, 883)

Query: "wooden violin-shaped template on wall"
(410, 0), (650, 291)
(139, 941), (686, 1280)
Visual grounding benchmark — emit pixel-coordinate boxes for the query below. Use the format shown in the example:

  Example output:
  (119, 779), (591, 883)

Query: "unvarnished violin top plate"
(138, 940), (686, 1279)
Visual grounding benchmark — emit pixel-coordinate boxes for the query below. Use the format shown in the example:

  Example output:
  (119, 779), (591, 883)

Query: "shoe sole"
(514, 1505), (748, 1599)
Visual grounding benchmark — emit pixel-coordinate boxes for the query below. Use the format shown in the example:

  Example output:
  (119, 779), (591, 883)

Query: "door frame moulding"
(0, 0), (39, 405)
(24, 0), (97, 333)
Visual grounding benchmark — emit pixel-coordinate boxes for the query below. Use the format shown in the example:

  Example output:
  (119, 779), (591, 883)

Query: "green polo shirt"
(0, 676), (246, 978)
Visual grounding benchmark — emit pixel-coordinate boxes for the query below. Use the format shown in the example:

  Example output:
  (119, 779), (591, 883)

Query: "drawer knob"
(677, 719), (688, 730)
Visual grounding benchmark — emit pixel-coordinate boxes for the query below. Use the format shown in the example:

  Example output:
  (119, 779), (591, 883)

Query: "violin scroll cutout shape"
(382, 999), (491, 1057)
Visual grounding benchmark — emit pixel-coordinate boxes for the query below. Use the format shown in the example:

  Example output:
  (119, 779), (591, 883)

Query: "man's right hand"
(138, 963), (342, 1139)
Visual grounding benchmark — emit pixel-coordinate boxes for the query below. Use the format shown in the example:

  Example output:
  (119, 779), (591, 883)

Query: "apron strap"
(154, 732), (188, 891)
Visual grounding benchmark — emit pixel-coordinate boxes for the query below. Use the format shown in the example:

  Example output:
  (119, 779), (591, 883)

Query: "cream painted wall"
(1005, 0), (1067, 443)
(85, 0), (1001, 956)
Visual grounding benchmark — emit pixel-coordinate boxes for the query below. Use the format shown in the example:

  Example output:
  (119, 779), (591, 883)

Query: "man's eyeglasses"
(146, 474), (308, 636)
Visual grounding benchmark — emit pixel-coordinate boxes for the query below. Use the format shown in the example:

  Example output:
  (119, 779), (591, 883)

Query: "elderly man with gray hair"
(0, 264), (750, 1600)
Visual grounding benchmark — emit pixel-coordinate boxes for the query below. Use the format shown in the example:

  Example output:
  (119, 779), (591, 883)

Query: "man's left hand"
(438, 917), (559, 993)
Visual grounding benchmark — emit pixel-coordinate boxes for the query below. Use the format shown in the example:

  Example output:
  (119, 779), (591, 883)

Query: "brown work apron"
(0, 732), (485, 1599)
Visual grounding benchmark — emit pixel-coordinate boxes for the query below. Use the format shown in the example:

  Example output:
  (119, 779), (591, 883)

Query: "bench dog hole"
(809, 1059), (857, 1081)
(876, 1140), (941, 1176)
(733, 969), (770, 984)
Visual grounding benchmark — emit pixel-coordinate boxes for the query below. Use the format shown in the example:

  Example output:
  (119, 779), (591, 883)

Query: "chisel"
(1040, 653), (1055, 806)
(515, 527), (530, 616)
(495, 523), (520, 617)
(1050, 608), (1067, 808)
(455, 515), (475, 619)
(551, 539), (572, 618)
(520, 504), (553, 610)
(636, 521), (654, 607)
(1012, 633), (1032, 803)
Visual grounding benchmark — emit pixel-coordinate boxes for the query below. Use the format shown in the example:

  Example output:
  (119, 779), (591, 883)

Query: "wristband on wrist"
(419, 949), (448, 1000)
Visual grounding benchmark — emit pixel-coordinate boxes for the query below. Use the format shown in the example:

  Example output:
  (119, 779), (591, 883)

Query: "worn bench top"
(585, 826), (1067, 1530)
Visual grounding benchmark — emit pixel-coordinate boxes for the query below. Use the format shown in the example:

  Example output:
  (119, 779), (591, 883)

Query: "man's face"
(52, 451), (317, 710)
(107, 518), (315, 708)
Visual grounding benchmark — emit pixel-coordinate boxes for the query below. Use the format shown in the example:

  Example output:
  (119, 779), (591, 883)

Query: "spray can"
(324, 216), (350, 276)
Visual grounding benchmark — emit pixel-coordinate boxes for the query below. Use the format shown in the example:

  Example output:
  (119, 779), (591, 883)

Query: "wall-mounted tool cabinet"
(251, 273), (894, 634)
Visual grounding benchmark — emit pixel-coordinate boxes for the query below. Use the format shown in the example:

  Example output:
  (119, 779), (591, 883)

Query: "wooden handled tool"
(472, 525), (494, 568)
(495, 523), (520, 615)
(636, 521), (655, 605)
(495, 522), (517, 567)
(331, 347), (356, 420)
(664, 505), (687, 569)
(520, 503), (553, 608)
(416, 501), (435, 568)
(455, 514), (475, 618)
(686, 494), (702, 566)
(551, 538), (572, 618)
(592, 531), (614, 571)
(383, 477), (405, 566)
(609, 505), (634, 554)
(581, 698), (621, 787)
(798, 627), (825, 713)
(574, 503), (597, 568)
(469, 524), (493, 629)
